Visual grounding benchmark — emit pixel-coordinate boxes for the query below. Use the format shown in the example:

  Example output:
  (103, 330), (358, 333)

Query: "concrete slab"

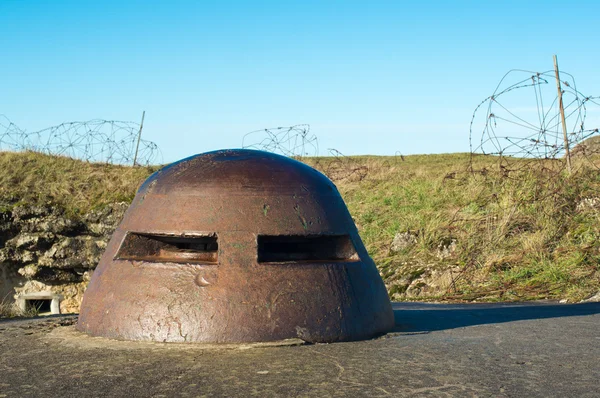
(0, 302), (598, 397)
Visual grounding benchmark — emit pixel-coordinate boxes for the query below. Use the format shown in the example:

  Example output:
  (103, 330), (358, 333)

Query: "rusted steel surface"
(77, 149), (394, 343)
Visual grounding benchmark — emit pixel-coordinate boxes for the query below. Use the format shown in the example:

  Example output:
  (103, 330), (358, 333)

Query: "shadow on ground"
(2, 302), (599, 336)
(0, 313), (77, 325)
(393, 301), (600, 332)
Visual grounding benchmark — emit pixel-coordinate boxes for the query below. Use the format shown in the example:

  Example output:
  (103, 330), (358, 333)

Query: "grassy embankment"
(0, 151), (157, 215)
(1, 150), (599, 302)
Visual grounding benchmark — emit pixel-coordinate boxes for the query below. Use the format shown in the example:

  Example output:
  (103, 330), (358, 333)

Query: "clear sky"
(1, 0), (599, 163)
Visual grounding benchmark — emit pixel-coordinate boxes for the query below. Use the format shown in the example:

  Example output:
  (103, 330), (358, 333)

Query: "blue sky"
(1, 0), (599, 163)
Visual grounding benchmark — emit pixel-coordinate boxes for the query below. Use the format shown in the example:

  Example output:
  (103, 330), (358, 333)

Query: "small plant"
(0, 297), (15, 318)
(0, 295), (41, 318)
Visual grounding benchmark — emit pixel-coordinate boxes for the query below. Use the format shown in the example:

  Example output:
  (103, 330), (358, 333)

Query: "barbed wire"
(313, 148), (369, 182)
(240, 125), (370, 182)
(0, 114), (161, 165)
(241, 124), (318, 157)
(469, 69), (600, 172)
(445, 67), (600, 298)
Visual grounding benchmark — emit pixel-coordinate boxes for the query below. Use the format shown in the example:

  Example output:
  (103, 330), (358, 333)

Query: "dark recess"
(258, 234), (358, 263)
(27, 299), (51, 314)
(116, 233), (218, 264)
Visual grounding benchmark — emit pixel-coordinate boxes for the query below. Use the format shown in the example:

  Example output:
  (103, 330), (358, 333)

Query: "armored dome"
(77, 149), (394, 343)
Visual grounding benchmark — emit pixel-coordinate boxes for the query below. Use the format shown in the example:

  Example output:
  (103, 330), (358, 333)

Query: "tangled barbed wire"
(469, 68), (600, 172)
(441, 66), (600, 299)
(313, 149), (369, 182)
(241, 124), (318, 157)
(0, 114), (161, 165)
(240, 125), (370, 182)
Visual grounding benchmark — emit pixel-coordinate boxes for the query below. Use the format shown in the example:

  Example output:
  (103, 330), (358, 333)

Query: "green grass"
(2, 150), (599, 302)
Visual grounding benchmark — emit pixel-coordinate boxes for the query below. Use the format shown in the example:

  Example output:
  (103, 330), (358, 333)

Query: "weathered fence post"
(553, 55), (572, 174)
(133, 110), (145, 166)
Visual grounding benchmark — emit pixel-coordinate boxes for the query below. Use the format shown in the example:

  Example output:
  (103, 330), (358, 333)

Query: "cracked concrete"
(0, 301), (599, 397)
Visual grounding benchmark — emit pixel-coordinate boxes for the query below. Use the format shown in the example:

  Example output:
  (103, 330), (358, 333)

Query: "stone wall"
(0, 203), (127, 313)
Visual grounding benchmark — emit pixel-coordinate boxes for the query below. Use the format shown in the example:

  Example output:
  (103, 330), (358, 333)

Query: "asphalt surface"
(0, 301), (598, 397)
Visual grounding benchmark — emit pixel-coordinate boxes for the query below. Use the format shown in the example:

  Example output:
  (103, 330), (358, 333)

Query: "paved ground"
(0, 302), (598, 397)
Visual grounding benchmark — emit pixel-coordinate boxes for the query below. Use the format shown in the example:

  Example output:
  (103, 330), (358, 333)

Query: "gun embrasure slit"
(116, 232), (218, 264)
(257, 234), (358, 263)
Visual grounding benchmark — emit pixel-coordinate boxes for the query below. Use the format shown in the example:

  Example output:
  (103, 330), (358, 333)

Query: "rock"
(11, 205), (51, 221)
(18, 214), (82, 235)
(0, 247), (13, 263)
(17, 264), (40, 278)
(84, 202), (128, 236)
(34, 267), (82, 284)
(576, 197), (600, 212)
(0, 247), (37, 264)
(12, 205), (83, 235)
(18, 264), (82, 283)
(82, 270), (94, 282)
(6, 233), (55, 251)
(0, 208), (14, 233)
(581, 291), (600, 303)
(385, 264), (461, 300)
(36, 217), (82, 235)
(436, 238), (457, 259)
(390, 231), (418, 253)
(38, 237), (105, 269)
(0, 220), (14, 234)
(1, 201), (126, 314)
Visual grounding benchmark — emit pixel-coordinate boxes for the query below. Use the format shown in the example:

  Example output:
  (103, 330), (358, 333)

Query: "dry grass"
(0, 295), (39, 318)
(0, 151), (158, 215)
(306, 153), (600, 302)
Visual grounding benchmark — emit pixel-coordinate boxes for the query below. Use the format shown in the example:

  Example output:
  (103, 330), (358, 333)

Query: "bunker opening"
(258, 234), (358, 263)
(116, 232), (218, 264)
(26, 299), (52, 315)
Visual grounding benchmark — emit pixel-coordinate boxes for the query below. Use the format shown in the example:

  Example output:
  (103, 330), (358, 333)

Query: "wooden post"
(553, 55), (572, 174)
(133, 110), (145, 166)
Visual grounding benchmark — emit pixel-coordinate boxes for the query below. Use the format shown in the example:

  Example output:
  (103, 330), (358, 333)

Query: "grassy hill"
(0, 151), (157, 215)
(2, 150), (599, 302)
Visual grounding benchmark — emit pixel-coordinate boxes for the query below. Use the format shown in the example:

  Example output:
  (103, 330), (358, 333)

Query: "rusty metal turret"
(77, 149), (394, 343)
